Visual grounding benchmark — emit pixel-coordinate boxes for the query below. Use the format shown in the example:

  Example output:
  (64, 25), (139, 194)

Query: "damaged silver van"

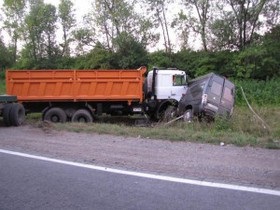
(178, 73), (235, 122)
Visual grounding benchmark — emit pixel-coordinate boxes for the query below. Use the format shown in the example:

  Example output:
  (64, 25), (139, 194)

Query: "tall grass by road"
(51, 106), (279, 149)
(234, 78), (280, 106)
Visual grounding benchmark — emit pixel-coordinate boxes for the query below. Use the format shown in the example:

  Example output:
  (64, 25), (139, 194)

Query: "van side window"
(210, 81), (222, 96)
(173, 75), (186, 86)
(223, 87), (233, 101)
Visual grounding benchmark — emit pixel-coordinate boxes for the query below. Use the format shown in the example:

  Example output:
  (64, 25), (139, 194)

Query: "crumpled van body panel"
(178, 73), (235, 119)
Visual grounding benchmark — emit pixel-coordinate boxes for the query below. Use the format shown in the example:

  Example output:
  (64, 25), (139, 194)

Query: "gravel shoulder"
(0, 125), (280, 190)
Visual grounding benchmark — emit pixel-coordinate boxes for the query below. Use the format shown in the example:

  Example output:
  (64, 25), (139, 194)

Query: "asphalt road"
(1, 151), (279, 210)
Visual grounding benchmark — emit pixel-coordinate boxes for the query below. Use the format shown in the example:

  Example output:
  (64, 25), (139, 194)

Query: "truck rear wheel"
(44, 107), (67, 123)
(10, 103), (25, 126)
(71, 109), (93, 123)
(3, 103), (13, 126)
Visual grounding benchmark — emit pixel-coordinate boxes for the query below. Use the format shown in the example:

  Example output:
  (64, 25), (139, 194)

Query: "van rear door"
(206, 75), (224, 114)
(220, 80), (235, 116)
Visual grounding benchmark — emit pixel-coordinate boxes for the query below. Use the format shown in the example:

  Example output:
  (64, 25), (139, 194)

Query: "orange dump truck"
(6, 67), (146, 122)
(6, 67), (188, 123)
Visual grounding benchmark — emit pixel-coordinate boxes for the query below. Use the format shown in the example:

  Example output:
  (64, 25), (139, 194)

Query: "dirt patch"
(0, 124), (280, 190)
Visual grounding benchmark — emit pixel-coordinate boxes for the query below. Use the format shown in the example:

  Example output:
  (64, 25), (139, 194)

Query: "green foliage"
(74, 33), (149, 69)
(148, 51), (174, 69)
(234, 78), (280, 106)
(74, 43), (114, 69)
(0, 74), (6, 94)
(172, 50), (235, 78)
(58, 0), (75, 57)
(112, 33), (149, 69)
(18, 1), (59, 69)
(0, 40), (13, 69)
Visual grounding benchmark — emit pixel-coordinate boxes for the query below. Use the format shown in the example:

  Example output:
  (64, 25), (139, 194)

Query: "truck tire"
(10, 103), (25, 126)
(44, 107), (67, 123)
(3, 103), (13, 126)
(71, 109), (93, 123)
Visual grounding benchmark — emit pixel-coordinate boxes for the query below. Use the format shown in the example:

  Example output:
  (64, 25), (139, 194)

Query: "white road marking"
(1, 149), (280, 197)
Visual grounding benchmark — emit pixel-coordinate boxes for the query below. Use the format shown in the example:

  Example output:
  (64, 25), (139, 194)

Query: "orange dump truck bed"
(6, 67), (146, 104)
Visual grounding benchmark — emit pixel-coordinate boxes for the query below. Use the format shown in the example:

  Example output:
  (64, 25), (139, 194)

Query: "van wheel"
(44, 107), (67, 123)
(10, 103), (25, 126)
(164, 106), (177, 122)
(183, 109), (193, 123)
(3, 103), (13, 126)
(71, 109), (93, 123)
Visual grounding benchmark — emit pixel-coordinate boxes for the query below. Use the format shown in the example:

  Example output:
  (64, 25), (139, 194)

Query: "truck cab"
(147, 69), (187, 101)
(145, 67), (188, 120)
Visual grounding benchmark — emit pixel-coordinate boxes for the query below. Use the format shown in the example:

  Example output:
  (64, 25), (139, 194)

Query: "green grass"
(38, 106), (279, 149)
(234, 78), (280, 106)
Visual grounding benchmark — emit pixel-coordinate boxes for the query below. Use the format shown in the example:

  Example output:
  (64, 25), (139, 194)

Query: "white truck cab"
(147, 69), (187, 101)
(145, 68), (188, 121)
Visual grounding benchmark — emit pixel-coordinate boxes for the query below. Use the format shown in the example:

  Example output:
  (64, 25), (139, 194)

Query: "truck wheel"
(44, 107), (67, 123)
(183, 109), (193, 123)
(71, 109), (93, 123)
(3, 103), (13, 126)
(10, 103), (25, 126)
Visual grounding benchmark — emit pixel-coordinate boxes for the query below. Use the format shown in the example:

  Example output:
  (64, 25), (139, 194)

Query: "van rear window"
(223, 87), (233, 101)
(210, 81), (222, 96)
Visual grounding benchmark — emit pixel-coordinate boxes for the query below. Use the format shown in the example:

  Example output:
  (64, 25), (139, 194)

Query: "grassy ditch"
(31, 105), (279, 149)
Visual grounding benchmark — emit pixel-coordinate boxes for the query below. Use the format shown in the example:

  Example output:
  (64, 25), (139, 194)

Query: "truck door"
(155, 71), (187, 102)
(170, 74), (187, 101)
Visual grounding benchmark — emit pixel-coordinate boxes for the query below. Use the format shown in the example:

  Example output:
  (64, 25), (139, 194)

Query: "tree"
(112, 32), (148, 68)
(20, 0), (58, 68)
(228, 0), (267, 49)
(91, 0), (156, 51)
(72, 27), (96, 55)
(182, 0), (211, 51)
(75, 42), (114, 69)
(2, 0), (27, 63)
(0, 38), (13, 70)
(209, 16), (237, 50)
(232, 25), (280, 79)
(261, 24), (280, 78)
(145, 0), (173, 53)
(211, 0), (277, 50)
(260, 0), (280, 27)
(58, 0), (75, 56)
(171, 12), (190, 50)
